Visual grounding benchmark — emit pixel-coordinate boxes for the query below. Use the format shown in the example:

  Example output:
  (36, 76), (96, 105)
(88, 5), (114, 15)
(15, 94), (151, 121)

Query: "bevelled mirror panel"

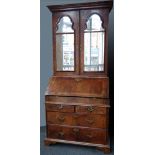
(57, 16), (74, 33)
(56, 34), (74, 71)
(84, 14), (105, 72)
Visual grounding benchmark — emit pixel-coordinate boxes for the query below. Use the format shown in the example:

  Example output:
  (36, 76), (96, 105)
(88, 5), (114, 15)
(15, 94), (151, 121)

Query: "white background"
(0, 0), (155, 155)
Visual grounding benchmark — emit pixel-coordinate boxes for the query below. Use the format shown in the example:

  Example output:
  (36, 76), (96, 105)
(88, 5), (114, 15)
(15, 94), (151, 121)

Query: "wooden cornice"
(47, 1), (113, 12)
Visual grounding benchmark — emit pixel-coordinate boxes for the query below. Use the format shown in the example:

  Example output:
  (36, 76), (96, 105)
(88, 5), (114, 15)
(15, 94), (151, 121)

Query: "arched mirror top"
(85, 14), (104, 32)
(56, 16), (74, 33)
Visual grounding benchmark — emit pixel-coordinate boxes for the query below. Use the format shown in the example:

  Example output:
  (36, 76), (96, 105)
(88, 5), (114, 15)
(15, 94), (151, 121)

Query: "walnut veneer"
(44, 1), (113, 154)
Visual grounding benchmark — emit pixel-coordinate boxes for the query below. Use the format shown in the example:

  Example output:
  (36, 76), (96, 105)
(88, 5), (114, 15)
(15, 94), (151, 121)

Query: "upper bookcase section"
(47, 1), (113, 12)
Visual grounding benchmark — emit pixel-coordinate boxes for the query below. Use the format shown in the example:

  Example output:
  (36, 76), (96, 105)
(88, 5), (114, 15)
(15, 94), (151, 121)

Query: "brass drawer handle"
(87, 106), (94, 112)
(87, 134), (93, 138)
(57, 115), (65, 122)
(58, 132), (64, 137)
(86, 118), (94, 124)
(73, 128), (79, 133)
(57, 104), (63, 110)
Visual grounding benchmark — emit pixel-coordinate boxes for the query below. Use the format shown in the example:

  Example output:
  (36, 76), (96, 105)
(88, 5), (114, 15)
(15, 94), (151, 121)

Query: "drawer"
(77, 127), (108, 145)
(46, 103), (74, 112)
(47, 124), (108, 145)
(46, 112), (107, 128)
(46, 112), (75, 125)
(76, 105), (107, 114)
(45, 96), (109, 106)
(47, 124), (76, 141)
(76, 114), (107, 128)
(45, 76), (109, 98)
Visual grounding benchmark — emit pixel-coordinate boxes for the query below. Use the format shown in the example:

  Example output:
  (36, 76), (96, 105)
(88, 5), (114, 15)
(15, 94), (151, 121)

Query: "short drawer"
(76, 105), (107, 114)
(47, 124), (76, 141)
(46, 112), (107, 128)
(46, 103), (74, 112)
(46, 112), (75, 126)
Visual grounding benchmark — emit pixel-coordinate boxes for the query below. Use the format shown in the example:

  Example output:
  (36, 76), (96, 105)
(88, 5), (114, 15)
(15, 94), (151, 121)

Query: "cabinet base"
(44, 138), (110, 153)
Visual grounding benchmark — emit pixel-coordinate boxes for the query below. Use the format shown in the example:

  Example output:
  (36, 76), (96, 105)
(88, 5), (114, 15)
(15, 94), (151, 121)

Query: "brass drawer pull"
(87, 106), (94, 112)
(87, 134), (93, 138)
(57, 104), (63, 110)
(86, 118), (94, 124)
(57, 115), (65, 122)
(73, 128), (79, 133)
(58, 132), (64, 137)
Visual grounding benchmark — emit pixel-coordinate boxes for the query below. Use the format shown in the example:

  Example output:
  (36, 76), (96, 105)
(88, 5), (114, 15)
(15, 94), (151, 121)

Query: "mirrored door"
(56, 16), (75, 71)
(53, 11), (79, 76)
(80, 9), (108, 75)
(84, 14), (105, 72)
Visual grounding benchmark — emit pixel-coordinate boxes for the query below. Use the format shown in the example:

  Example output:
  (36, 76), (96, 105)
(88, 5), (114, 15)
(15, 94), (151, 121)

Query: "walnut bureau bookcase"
(44, 1), (113, 154)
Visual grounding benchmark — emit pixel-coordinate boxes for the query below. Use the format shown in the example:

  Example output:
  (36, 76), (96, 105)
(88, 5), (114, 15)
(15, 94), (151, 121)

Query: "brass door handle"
(87, 106), (94, 112)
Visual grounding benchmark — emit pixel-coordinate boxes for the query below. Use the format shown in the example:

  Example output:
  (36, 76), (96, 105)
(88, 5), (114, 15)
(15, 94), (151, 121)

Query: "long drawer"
(45, 96), (110, 105)
(47, 124), (108, 145)
(46, 112), (108, 128)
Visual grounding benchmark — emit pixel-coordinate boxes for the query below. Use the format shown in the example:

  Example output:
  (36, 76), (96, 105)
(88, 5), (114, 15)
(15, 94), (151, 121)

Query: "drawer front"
(46, 112), (107, 128)
(75, 114), (107, 128)
(47, 124), (108, 145)
(77, 127), (108, 144)
(46, 103), (74, 112)
(46, 77), (109, 98)
(47, 124), (76, 141)
(45, 96), (109, 106)
(76, 105), (107, 114)
(46, 112), (75, 125)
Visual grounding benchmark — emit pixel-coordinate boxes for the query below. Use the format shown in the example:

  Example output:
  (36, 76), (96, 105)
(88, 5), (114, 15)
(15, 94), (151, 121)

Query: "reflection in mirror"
(84, 14), (105, 72)
(85, 14), (104, 31)
(56, 34), (74, 71)
(57, 16), (74, 33)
